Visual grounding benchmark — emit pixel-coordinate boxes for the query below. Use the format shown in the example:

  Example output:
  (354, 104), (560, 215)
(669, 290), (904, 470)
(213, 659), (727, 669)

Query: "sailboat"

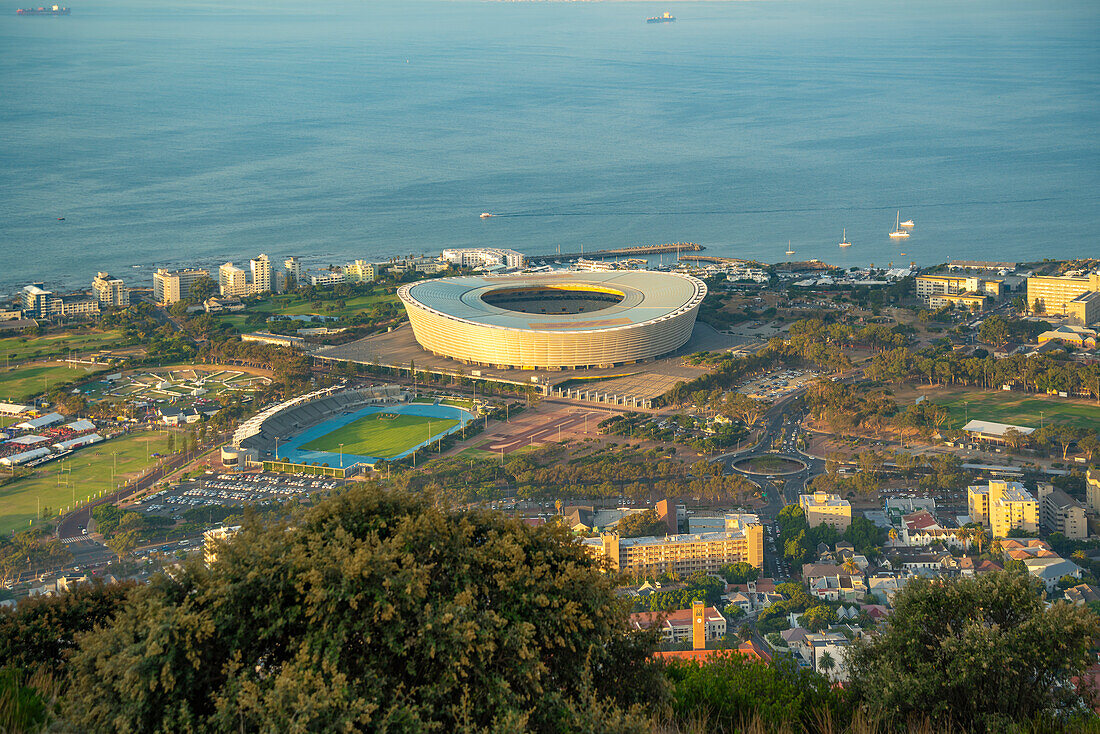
(839, 228), (851, 248)
(889, 211), (910, 238)
(785, 240), (795, 256)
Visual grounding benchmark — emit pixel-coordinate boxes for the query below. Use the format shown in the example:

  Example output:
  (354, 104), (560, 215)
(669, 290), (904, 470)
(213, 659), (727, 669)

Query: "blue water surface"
(1, 0), (1097, 295)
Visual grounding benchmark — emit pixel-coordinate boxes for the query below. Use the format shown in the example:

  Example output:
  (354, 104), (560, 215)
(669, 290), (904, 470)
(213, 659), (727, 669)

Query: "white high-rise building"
(250, 254), (274, 294)
(219, 262), (249, 298)
(153, 268), (210, 305)
(92, 272), (129, 307)
(284, 256), (302, 287)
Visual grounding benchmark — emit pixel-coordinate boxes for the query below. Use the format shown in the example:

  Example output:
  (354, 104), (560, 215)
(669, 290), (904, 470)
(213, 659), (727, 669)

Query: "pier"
(526, 242), (703, 263)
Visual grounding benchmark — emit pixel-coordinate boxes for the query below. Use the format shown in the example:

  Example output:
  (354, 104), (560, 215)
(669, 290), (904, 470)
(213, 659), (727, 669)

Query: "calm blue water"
(2, 0), (1097, 295)
(277, 403), (474, 466)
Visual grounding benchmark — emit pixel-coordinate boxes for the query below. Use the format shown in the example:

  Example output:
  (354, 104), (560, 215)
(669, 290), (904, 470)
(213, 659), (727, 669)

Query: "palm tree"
(887, 528), (899, 545)
(842, 559), (860, 577)
(1072, 550), (1088, 563)
(973, 526), (989, 556)
(819, 651), (836, 678)
(955, 526), (971, 552)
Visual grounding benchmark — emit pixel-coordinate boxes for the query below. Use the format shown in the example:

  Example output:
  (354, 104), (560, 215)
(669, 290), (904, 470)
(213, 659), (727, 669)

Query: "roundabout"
(731, 454), (807, 476)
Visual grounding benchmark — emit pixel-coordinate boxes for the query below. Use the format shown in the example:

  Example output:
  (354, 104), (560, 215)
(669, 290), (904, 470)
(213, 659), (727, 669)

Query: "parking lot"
(737, 369), (820, 400)
(134, 472), (339, 516)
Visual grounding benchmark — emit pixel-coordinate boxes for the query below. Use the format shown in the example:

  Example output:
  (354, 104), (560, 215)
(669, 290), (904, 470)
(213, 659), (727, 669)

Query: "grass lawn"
(0, 430), (171, 534)
(895, 386), (1100, 431)
(733, 455), (804, 474)
(303, 414), (459, 459)
(0, 362), (108, 403)
(442, 398), (475, 410)
(216, 292), (400, 332)
(0, 329), (124, 363)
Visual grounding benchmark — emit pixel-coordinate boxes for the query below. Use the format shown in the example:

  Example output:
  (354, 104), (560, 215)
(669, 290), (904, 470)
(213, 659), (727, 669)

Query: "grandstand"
(232, 385), (407, 460)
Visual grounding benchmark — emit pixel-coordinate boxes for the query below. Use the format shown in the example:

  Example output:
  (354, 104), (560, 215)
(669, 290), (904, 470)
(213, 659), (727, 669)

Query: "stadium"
(397, 271), (707, 370)
(230, 386), (474, 469)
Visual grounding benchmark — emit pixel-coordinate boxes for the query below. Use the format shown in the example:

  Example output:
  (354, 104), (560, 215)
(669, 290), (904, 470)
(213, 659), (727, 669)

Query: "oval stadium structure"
(397, 271), (707, 370)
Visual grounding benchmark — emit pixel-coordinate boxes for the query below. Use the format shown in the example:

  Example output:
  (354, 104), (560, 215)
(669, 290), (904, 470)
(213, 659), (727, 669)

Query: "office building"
(1027, 272), (1100, 322)
(799, 491), (852, 532)
(153, 268), (210, 305)
(1037, 483), (1088, 540)
(249, 254), (274, 294)
(968, 480), (1038, 538)
(588, 513), (763, 576)
(219, 263), (249, 298)
(92, 272), (129, 307)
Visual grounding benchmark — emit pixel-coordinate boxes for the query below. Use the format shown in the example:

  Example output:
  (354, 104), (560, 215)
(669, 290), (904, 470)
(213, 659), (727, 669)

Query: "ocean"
(1, 0), (1098, 295)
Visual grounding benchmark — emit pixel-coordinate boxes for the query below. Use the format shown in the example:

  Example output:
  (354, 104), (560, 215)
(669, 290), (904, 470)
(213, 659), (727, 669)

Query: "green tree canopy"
(616, 509), (667, 538)
(847, 571), (1099, 731)
(63, 485), (666, 732)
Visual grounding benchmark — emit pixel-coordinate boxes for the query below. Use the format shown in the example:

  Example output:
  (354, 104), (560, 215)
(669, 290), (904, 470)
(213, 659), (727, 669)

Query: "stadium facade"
(397, 271), (707, 370)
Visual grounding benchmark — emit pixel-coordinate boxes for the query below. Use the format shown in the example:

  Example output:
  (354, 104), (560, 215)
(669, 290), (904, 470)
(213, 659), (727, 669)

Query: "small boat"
(785, 240), (795, 256)
(479, 213), (494, 219)
(839, 228), (851, 248)
(900, 218), (915, 228)
(647, 11), (675, 23)
(57, 217), (65, 221)
(889, 211), (910, 238)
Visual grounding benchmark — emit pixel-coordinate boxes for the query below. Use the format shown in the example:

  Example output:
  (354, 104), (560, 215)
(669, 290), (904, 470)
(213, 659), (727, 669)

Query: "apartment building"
(1027, 272), (1100, 322)
(968, 480), (1038, 538)
(21, 284), (100, 319)
(346, 260), (379, 283)
(153, 268), (210, 305)
(91, 272), (129, 307)
(799, 491), (852, 532)
(588, 513), (763, 575)
(1037, 483), (1087, 540)
(249, 254), (274, 294)
(308, 269), (347, 287)
(284, 256), (302, 285)
(916, 274), (1003, 301)
(219, 263), (249, 298)
(1087, 469), (1100, 515)
(441, 248), (526, 270)
(927, 293), (988, 312)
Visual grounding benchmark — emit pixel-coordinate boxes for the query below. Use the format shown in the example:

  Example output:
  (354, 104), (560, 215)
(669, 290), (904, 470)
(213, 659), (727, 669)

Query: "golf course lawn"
(0, 362), (107, 403)
(0, 430), (170, 534)
(896, 386), (1100, 431)
(303, 413), (459, 459)
(0, 329), (124, 363)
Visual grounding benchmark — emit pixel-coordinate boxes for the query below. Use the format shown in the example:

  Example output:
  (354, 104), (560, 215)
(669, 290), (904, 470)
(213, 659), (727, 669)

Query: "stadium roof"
(400, 271), (705, 332)
(962, 420), (1035, 437)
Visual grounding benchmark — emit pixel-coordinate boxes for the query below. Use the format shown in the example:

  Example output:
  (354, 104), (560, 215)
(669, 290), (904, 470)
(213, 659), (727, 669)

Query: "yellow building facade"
(1027, 273), (1100, 319)
(968, 480), (1038, 538)
(589, 513), (763, 575)
(799, 491), (852, 531)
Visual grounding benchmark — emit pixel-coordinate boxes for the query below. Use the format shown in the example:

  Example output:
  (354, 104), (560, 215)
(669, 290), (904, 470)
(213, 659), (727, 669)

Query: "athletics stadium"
(397, 271), (707, 370)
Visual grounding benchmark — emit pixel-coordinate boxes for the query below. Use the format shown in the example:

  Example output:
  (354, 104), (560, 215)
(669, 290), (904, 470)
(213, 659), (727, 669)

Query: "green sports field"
(0, 362), (107, 403)
(0, 329), (124, 363)
(303, 413), (459, 459)
(0, 430), (170, 534)
(894, 386), (1100, 431)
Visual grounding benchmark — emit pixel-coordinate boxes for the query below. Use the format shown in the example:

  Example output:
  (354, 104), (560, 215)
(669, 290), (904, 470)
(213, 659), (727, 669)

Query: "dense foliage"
(63, 485), (666, 732)
(848, 571), (1100, 731)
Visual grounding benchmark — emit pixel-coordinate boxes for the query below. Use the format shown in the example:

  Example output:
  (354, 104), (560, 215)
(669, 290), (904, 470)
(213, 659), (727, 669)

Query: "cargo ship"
(646, 12), (674, 23)
(17, 5), (70, 14)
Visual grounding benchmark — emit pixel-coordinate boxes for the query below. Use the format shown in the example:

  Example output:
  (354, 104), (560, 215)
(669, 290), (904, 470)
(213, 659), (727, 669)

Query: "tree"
(972, 525), (989, 556)
(720, 561), (759, 585)
(104, 530), (138, 563)
(847, 572), (1099, 731)
(616, 509), (667, 538)
(64, 485), (666, 732)
(798, 605), (836, 633)
(818, 650), (836, 678)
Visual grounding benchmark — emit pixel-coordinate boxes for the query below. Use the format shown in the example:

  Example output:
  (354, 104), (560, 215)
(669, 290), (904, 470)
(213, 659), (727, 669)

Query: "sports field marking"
(302, 413), (459, 459)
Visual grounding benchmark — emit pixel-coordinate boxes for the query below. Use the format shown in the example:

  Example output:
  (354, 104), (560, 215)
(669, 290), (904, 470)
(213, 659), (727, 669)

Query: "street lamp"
(339, 443), (344, 469)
